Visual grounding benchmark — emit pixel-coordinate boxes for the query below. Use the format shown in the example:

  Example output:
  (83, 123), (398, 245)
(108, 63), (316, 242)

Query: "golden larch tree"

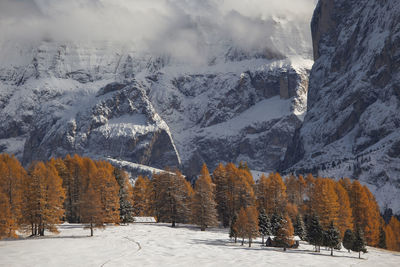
(385, 217), (400, 251)
(334, 182), (354, 237)
(302, 174), (315, 215)
(224, 163), (255, 226)
(212, 163), (229, 227)
(94, 161), (120, 224)
(309, 178), (339, 228)
(363, 185), (381, 246)
(81, 182), (104, 236)
(255, 174), (269, 212)
(192, 163), (218, 231)
(0, 192), (14, 239)
(244, 206), (259, 247)
(0, 154), (26, 236)
(350, 181), (373, 243)
(152, 170), (191, 227)
(264, 173), (287, 215)
(22, 162), (65, 236)
(132, 175), (152, 216)
(234, 207), (248, 246)
(285, 174), (301, 206)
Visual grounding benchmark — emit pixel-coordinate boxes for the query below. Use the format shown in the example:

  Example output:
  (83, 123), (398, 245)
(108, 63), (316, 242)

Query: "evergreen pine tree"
(114, 169), (135, 223)
(258, 210), (271, 245)
(293, 215), (307, 240)
(229, 213), (238, 243)
(324, 221), (341, 256)
(378, 227), (386, 249)
(343, 229), (355, 252)
(274, 214), (294, 251)
(307, 215), (324, 252)
(270, 212), (283, 235)
(352, 228), (367, 259)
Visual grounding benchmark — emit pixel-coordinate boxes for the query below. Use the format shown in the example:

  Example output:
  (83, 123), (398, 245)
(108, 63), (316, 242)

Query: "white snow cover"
(133, 217), (156, 223)
(0, 223), (398, 267)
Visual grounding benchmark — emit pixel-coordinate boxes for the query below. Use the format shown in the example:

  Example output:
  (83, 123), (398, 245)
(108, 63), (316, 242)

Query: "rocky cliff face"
(0, 37), (312, 177)
(283, 0), (400, 213)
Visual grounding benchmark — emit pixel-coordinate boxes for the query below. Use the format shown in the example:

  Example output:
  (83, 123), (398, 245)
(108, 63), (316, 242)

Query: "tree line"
(0, 154), (125, 237)
(0, 153), (399, 253)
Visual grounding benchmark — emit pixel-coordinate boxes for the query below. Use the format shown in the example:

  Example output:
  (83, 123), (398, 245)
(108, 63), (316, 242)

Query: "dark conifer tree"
(274, 214), (294, 251)
(378, 227), (387, 249)
(229, 214), (238, 243)
(307, 215), (324, 252)
(343, 229), (355, 252)
(324, 221), (341, 256)
(352, 228), (367, 259)
(294, 215), (307, 240)
(258, 210), (271, 246)
(114, 169), (135, 223)
(271, 212), (283, 235)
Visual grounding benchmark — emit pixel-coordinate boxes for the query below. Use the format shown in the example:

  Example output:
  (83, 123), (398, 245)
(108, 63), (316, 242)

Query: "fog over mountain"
(0, 0), (317, 64)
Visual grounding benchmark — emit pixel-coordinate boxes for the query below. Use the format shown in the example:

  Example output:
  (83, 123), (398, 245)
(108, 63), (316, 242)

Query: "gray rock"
(283, 0), (400, 213)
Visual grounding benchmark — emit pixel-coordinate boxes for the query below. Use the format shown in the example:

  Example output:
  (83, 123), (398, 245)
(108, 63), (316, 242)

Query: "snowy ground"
(0, 223), (399, 267)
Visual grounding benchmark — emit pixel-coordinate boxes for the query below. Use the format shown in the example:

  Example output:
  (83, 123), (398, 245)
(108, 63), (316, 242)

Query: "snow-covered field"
(1, 223), (399, 267)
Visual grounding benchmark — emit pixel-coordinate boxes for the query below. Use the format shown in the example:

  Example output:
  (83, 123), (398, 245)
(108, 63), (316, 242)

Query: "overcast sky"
(0, 0), (318, 62)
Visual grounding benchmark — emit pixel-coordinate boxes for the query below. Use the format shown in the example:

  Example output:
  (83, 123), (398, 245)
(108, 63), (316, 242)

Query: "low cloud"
(0, 0), (318, 63)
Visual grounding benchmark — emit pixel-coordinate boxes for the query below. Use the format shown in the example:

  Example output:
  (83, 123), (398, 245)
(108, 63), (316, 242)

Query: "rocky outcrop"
(283, 0), (400, 213)
(0, 38), (311, 177)
(0, 5), (313, 178)
(149, 64), (310, 176)
(21, 81), (180, 169)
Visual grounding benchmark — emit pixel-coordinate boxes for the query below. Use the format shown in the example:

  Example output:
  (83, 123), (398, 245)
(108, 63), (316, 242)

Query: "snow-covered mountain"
(1, 0), (399, 214)
(0, 40), (312, 174)
(0, 0), (314, 177)
(282, 0), (400, 213)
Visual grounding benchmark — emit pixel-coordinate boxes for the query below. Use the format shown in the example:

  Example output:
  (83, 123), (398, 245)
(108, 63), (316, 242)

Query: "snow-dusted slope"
(1, 223), (399, 267)
(282, 0), (400, 213)
(0, 0), (314, 177)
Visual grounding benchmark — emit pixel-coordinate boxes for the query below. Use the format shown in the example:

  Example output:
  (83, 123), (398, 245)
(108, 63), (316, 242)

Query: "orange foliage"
(263, 173), (287, 215)
(334, 183), (354, 237)
(309, 178), (340, 228)
(133, 176), (152, 216)
(385, 217), (400, 251)
(350, 181), (380, 245)
(193, 164), (218, 231)
(0, 154), (26, 237)
(0, 192), (14, 239)
(23, 161), (65, 235)
(234, 206), (259, 247)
